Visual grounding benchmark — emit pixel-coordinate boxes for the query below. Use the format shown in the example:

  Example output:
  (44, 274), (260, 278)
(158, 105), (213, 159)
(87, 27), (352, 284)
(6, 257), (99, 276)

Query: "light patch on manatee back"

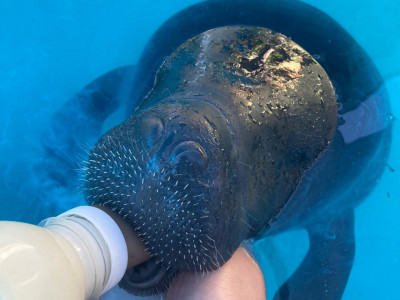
(263, 45), (307, 91)
(280, 61), (302, 78)
(194, 34), (211, 78)
(261, 48), (275, 63)
(227, 30), (315, 94)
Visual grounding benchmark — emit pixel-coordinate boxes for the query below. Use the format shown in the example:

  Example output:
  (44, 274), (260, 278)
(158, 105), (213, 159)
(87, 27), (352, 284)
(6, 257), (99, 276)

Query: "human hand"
(164, 246), (266, 300)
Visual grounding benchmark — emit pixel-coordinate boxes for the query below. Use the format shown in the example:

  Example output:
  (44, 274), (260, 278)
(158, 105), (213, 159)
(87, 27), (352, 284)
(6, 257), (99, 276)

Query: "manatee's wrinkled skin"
(84, 27), (337, 295)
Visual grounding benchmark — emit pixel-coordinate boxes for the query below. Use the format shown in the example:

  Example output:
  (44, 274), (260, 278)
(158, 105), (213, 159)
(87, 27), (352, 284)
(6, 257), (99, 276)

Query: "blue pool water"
(0, 1), (399, 299)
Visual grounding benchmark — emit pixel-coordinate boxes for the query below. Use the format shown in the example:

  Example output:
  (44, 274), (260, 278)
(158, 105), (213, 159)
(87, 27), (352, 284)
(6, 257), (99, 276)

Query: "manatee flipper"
(274, 210), (355, 300)
(36, 66), (136, 208)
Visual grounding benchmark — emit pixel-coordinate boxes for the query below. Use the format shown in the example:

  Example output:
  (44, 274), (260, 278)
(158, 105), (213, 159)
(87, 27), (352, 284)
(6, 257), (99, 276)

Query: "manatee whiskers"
(84, 137), (144, 206)
(237, 160), (252, 170)
(74, 142), (97, 195)
(241, 206), (258, 222)
(241, 216), (255, 231)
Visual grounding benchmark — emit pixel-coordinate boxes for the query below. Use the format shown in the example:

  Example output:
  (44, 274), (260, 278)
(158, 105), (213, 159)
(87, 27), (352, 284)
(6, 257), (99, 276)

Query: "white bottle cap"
(59, 206), (128, 295)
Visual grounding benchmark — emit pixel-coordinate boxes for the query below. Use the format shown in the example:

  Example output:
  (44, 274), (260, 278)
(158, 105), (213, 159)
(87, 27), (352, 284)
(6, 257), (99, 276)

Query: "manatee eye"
(141, 117), (164, 148)
(170, 141), (208, 170)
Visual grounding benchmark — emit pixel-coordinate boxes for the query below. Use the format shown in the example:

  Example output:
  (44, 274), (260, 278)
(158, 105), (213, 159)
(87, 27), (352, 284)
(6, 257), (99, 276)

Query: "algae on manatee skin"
(247, 42), (269, 60)
(268, 48), (289, 64)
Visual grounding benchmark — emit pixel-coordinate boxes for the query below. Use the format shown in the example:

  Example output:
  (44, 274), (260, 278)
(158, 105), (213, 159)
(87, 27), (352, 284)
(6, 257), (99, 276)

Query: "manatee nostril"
(170, 141), (208, 170)
(141, 117), (164, 148)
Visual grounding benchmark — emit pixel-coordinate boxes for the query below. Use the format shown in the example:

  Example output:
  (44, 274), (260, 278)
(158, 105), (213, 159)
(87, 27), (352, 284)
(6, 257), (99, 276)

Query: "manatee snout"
(85, 99), (247, 274)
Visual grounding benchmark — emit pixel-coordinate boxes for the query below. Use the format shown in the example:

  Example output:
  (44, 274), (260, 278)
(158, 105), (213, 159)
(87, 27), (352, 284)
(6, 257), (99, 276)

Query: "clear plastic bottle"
(0, 206), (128, 300)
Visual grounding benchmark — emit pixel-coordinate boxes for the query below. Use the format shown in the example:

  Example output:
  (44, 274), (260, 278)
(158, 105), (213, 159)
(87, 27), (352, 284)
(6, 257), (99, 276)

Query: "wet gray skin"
(85, 27), (337, 295)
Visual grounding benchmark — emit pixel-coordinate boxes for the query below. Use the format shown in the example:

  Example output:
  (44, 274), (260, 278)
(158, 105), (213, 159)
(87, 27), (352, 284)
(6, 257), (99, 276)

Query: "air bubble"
(387, 113), (394, 122)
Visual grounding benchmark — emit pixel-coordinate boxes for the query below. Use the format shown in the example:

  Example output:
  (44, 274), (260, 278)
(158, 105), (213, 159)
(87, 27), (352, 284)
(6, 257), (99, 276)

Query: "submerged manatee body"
(84, 26), (337, 294)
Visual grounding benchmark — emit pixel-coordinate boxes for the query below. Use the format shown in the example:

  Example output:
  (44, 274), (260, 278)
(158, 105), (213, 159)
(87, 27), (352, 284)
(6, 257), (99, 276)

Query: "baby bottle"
(0, 206), (129, 300)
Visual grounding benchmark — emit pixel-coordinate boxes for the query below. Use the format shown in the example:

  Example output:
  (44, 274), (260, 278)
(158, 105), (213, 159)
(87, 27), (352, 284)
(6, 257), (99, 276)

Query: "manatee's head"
(84, 25), (338, 295)
(85, 98), (246, 294)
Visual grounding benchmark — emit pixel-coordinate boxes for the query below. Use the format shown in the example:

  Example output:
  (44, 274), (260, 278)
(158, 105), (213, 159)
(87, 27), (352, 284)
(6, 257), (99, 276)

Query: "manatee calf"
(84, 25), (337, 295)
(40, 0), (392, 299)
